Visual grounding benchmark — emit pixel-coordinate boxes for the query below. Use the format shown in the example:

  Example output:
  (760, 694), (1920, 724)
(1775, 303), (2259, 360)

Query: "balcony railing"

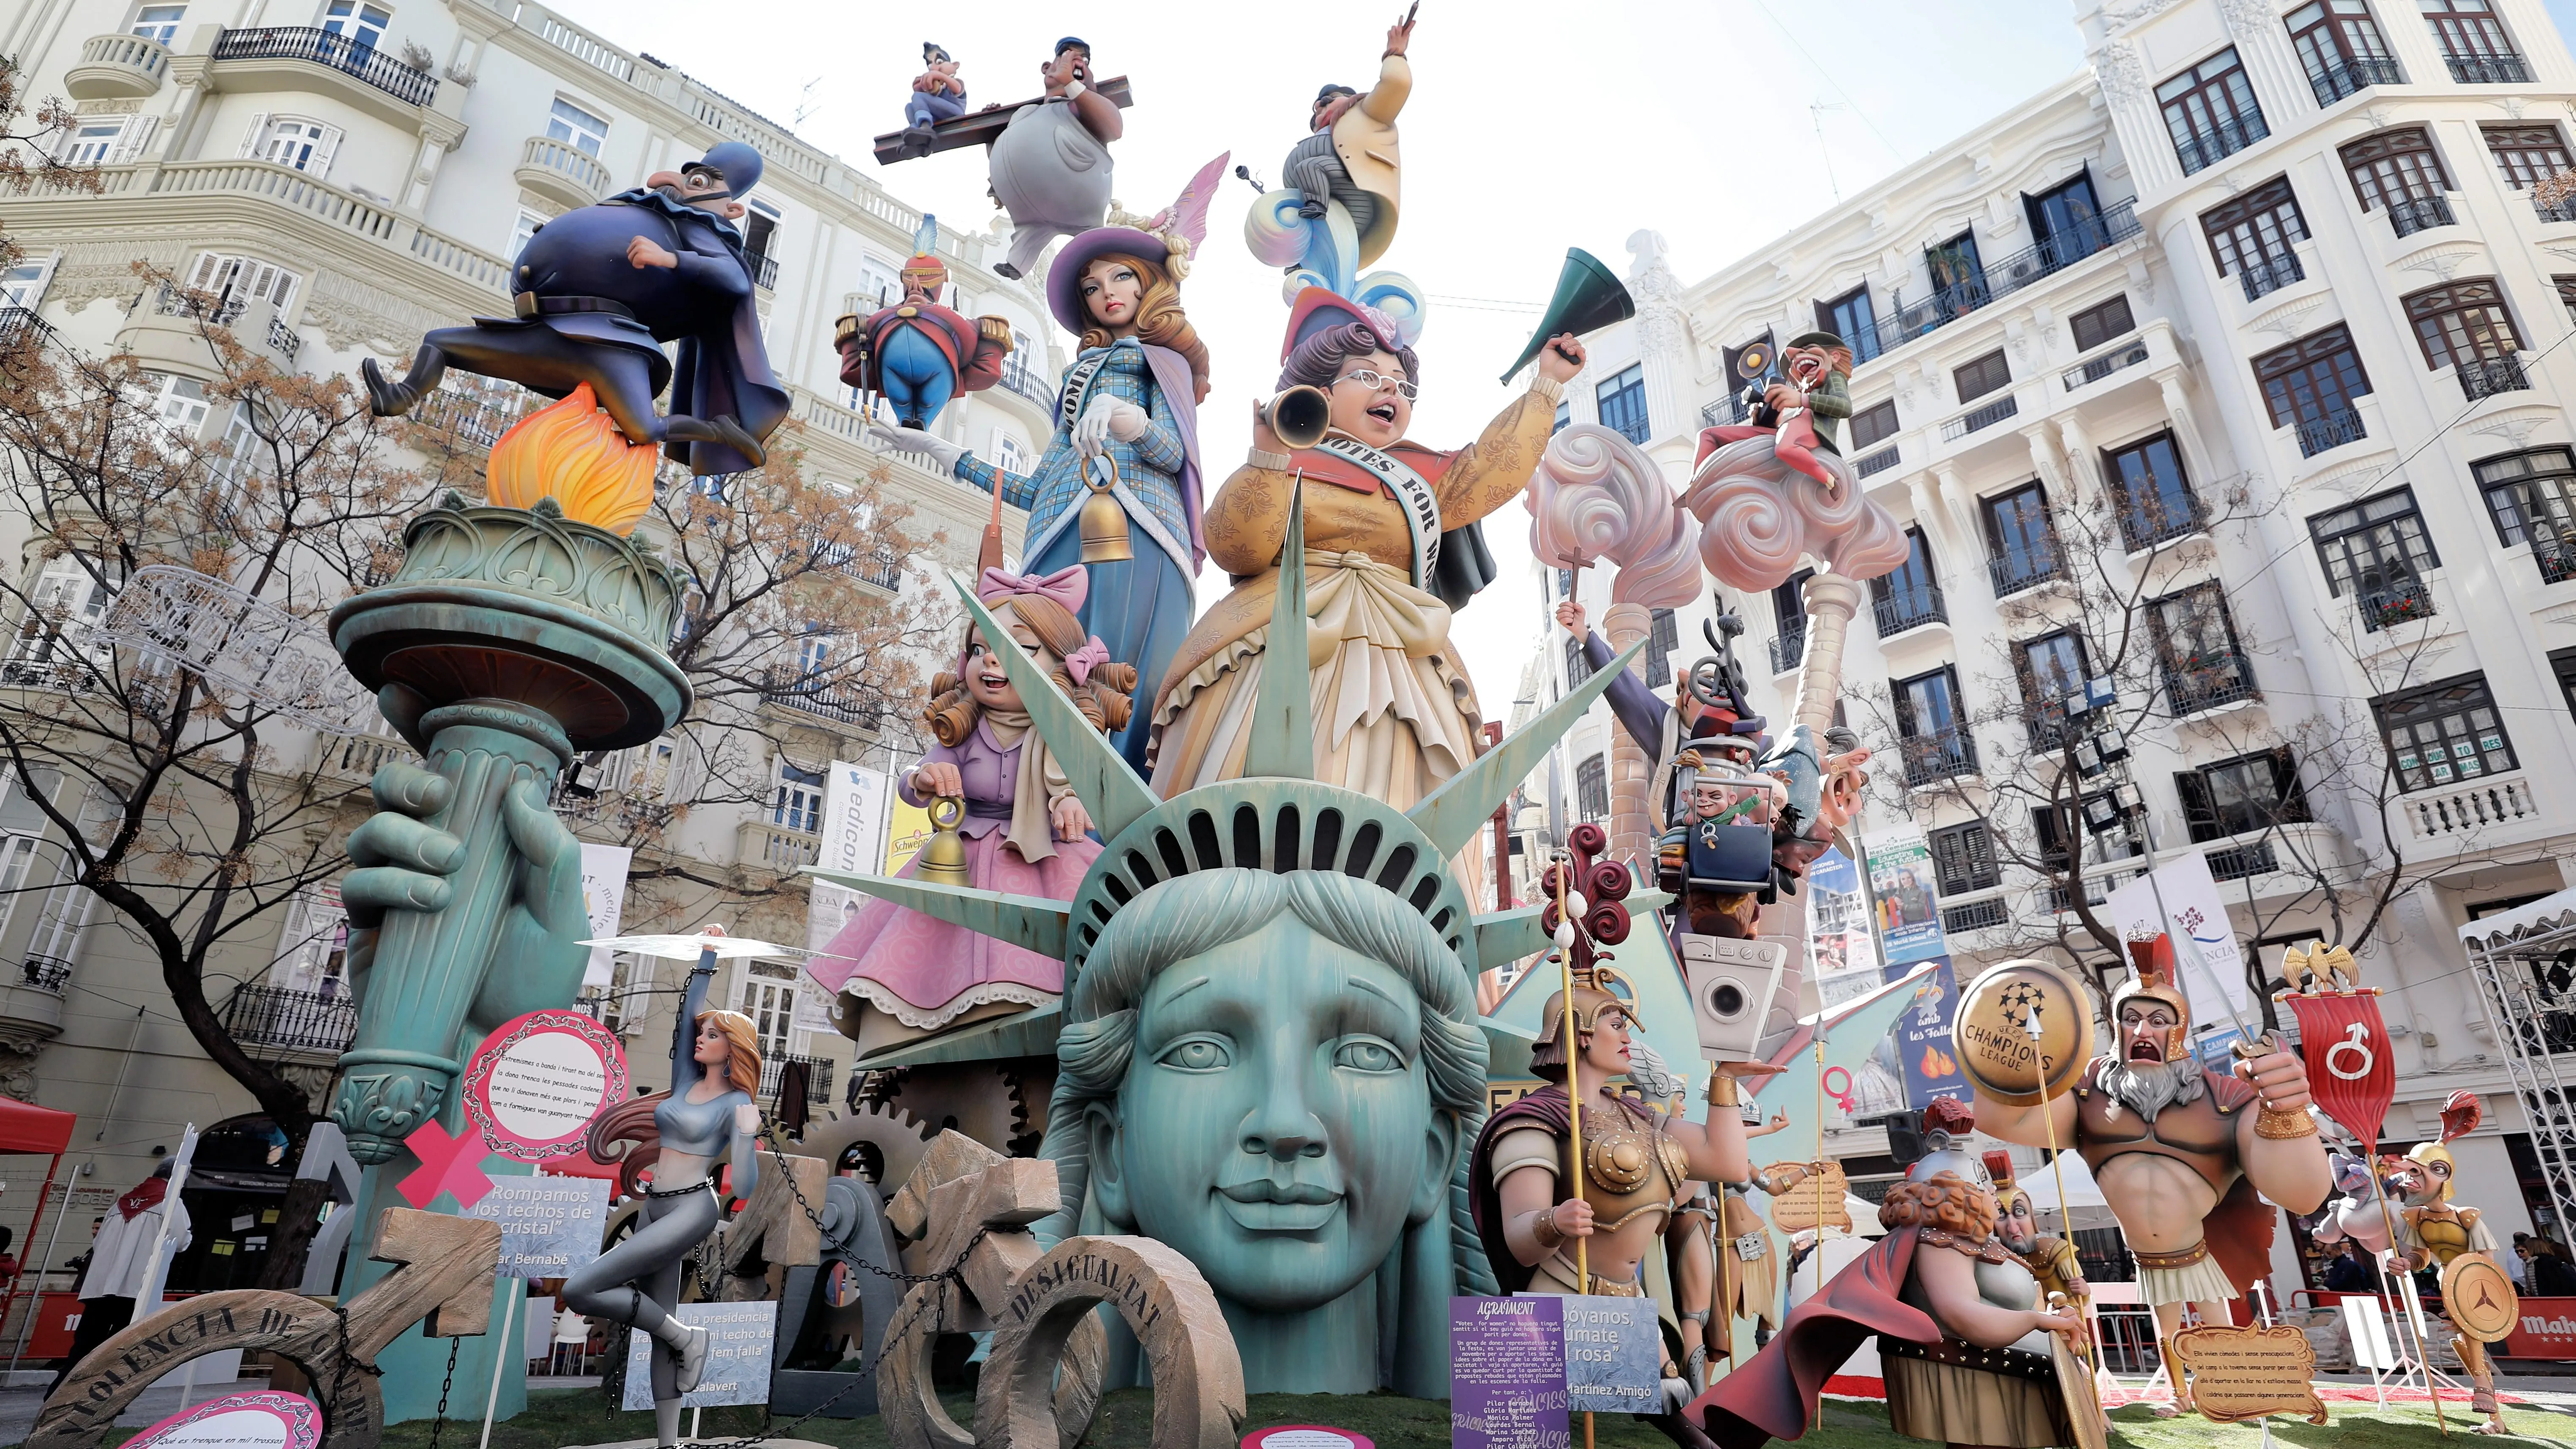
(2358, 576), (2436, 632)
(740, 821), (821, 871)
(153, 282), (245, 327)
(2117, 491), (2207, 553)
(997, 353), (1056, 410)
(2206, 839), (2279, 883)
(1874, 584), (1947, 636)
(1701, 394), (1752, 430)
(2537, 193), (2576, 224)
(210, 27), (438, 107)
(1987, 547), (2062, 598)
(2403, 773), (2534, 840)
(0, 308), (54, 352)
(2444, 52), (2531, 84)
(1943, 395), (2019, 440)
(748, 250), (780, 292)
(2026, 699), (2074, 751)
(2174, 116), (2270, 176)
(2294, 408), (2367, 458)
(2460, 354), (2530, 402)
(1767, 627), (1805, 674)
(1939, 897), (2009, 934)
(266, 315), (300, 363)
(18, 956), (71, 993)
(2306, 54), (2404, 106)
(2164, 652), (2259, 714)
(1899, 726), (1979, 786)
(2062, 338), (2151, 391)
(2534, 534), (2576, 585)
(221, 982), (358, 1055)
(1870, 199), (2141, 357)
(2239, 254), (2304, 302)
(760, 668), (885, 731)
(2386, 194), (2456, 237)
(1854, 445), (1901, 478)
(760, 1053), (835, 1105)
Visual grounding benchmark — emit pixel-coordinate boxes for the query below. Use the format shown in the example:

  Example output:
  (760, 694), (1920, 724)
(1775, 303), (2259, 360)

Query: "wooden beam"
(871, 76), (1133, 165)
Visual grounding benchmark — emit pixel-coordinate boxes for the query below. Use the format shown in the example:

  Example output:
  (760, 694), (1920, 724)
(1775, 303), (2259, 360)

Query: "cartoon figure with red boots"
(833, 217), (1014, 430)
(1696, 330), (1854, 496)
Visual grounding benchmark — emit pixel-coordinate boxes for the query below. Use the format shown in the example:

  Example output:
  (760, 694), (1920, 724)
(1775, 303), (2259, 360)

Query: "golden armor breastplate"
(2415, 1209), (2473, 1264)
(1563, 1098), (1689, 1233)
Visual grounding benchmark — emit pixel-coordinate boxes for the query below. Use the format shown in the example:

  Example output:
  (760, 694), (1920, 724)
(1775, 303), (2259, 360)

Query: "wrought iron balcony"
(1874, 583), (1947, 636)
(2305, 53), (2404, 106)
(760, 667), (885, 731)
(2116, 490), (2207, 553)
(2358, 576), (2436, 633)
(761, 1053), (835, 1105)
(2173, 117), (2269, 176)
(1767, 627), (1806, 674)
(2164, 652), (2259, 714)
(2206, 839), (2279, 883)
(1899, 726), (1978, 786)
(1853, 445), (1901, 478)
(2444, 52), (2531, 84)
(1987, 547), (2062, 598)
(1700, 393), (1753, 430)
(1939, 897), (2009, 934)
(1943, 395), (2019, 440)
(998, 353), (1055, 410)
(221, 982), (358, 1055)
(266, 315), (300, 363)
(210, 27), (437, 107)
(2239, 254), (2304, 302)
(2536, 534), (2576, 586)
(153, 283), (244, 327)
(0, 308), (54, 352)
(2061, 338), (2151, 390)
(2459, 354), (2530, 402)
(2025, 700), (2074, 751)
(19, 956), (71, 993)
(2537, 193), (2576, 224)
(2386, 194), (2456, 237)
(1870, 200), (2140, 357)
(2294, 409), (2366, 458)
(748, 250), (779, 292)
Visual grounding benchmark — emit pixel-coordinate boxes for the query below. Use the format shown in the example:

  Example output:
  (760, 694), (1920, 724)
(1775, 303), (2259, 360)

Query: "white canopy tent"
(2017, 1152), (2118, 1232)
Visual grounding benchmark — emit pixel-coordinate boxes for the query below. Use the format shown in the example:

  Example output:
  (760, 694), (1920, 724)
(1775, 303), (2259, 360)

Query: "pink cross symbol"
(398, 1119), (497, 1209)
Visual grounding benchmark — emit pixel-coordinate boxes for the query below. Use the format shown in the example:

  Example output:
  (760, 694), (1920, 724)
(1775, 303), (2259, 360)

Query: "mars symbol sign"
(461, 1010), (628, 1162)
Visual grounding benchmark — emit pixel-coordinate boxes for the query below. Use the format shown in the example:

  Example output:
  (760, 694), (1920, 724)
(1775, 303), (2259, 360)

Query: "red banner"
(2280, 990), (2395, 1147)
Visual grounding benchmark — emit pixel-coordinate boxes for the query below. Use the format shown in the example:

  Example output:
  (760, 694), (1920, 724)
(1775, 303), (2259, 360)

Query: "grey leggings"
(563, 1184), (720, 1336)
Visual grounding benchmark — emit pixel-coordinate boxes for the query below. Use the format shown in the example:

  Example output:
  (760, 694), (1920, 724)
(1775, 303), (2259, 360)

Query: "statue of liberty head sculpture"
(821, 492), (1646, 1396)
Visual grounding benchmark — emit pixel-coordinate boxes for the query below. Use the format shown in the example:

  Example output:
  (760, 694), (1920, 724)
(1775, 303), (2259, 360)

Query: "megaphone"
(1262, 385), (1332, 451)
(1499, 247), (1637, 384)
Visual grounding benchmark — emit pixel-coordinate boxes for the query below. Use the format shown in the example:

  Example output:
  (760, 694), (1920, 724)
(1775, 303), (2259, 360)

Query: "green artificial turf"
(138, 1383), (2554, 1449)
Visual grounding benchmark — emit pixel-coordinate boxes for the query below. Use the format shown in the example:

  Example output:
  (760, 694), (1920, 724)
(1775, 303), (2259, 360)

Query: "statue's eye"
(1333, 1037), (1403, 1073)
(1157, 1035), (1232, 1072)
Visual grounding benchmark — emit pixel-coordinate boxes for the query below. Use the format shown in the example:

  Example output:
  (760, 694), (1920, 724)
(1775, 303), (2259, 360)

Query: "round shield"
(1954, 958), (2096, 1106)
(2442, 1253), (2520, 1343)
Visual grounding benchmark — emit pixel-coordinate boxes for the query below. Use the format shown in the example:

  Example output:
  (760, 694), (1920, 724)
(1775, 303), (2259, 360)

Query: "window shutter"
(2175, 770), (2219, 842)
(309, 125), (343, 180)
(1889, 679), (1918, 736)
(238, 113), (270, 159)
(110, 115), (157, 164)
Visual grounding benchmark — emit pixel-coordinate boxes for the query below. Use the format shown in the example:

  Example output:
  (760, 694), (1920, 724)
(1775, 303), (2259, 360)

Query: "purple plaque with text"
(1450, 1297), (1568, 1449)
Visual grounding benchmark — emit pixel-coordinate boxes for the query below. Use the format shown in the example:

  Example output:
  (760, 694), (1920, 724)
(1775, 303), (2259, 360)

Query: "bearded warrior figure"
(1969, 938), (2330, 1406)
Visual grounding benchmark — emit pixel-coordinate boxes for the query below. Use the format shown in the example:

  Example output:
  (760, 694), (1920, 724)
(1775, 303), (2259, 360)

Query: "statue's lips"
(1216, 1178), (1343, 1232)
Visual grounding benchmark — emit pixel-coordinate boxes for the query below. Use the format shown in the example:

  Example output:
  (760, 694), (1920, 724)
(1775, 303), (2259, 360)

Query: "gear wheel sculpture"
(788, 1101), (934, 1195)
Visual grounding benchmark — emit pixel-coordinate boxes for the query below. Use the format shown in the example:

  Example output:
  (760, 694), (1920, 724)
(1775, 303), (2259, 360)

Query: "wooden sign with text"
(2172, 1325), (2328, 1425)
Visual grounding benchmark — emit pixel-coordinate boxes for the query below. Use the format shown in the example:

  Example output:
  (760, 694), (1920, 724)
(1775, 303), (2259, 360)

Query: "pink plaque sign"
(124, 1392), (321, 1449)
(462, 1009), (629, 1162)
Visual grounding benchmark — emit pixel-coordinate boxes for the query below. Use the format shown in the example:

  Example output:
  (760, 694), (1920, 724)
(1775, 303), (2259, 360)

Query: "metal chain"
(326, 1301), (384, 1415)
(424, 1337), (460, 1449)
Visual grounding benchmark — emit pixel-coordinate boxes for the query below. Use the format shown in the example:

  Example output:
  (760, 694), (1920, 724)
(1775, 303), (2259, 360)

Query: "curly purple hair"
(1278, 319), (1420, 395)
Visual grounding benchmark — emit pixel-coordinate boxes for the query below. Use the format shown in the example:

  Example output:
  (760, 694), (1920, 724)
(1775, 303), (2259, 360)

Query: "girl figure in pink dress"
(811, 565), (1135, 1057)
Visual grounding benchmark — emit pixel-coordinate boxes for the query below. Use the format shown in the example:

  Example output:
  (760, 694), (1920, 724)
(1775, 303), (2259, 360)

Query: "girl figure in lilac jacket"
(810, 566), (1135, 1056)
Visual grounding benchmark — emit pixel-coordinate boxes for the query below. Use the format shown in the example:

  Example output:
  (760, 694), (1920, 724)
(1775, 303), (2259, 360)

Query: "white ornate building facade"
(0, 0), (1058, 1297)
(1526, 0), (2576, 1277)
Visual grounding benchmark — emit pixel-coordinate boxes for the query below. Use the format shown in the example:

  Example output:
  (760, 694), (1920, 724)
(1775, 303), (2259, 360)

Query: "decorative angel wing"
(1149, 152), (1230, 254)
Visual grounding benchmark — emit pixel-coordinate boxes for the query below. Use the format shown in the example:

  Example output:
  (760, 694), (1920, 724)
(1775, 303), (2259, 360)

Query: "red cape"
(1685, 1229), (1939, 1449)
(1467, 1084), (1572, 1296)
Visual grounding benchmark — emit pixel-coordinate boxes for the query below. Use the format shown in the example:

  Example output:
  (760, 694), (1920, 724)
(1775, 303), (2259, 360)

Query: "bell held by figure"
(1078, 455), (1133, 563)
(1262, 385), (1332, 451)
(915, 795), (971, 886)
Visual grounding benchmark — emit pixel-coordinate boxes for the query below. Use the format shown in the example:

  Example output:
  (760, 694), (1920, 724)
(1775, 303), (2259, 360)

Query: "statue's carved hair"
(1076, 251), (1210, 403)
(922, 595), (1136, 746)
(1040, 869), (1496, 1296)
(1280, 318), (1420, 398)
(1877, 1171), (1996, 1241)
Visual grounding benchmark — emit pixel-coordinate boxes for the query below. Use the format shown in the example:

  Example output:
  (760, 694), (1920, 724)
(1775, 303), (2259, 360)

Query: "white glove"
(868, 423), (966, 474)
(1072, 396), (1146, 456)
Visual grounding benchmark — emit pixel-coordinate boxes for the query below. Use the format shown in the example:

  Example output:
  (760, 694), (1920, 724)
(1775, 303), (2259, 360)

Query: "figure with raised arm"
(986, 37), (1123, 280)
(1281, 7), (1414, 263)
(561, 957), (761, 1448)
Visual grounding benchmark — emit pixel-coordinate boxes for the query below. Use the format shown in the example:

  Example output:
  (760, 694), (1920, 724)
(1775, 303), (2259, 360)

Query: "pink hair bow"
(1063, 638), (1111, 685)
(977, 564), (1088, 614)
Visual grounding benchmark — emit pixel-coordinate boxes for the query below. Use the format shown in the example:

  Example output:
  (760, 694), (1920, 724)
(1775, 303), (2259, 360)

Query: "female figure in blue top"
(563, 963), (760, 1447)
(874, 163), (1218, 775)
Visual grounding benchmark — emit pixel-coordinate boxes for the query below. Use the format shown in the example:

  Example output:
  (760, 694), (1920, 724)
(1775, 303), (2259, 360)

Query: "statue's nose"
(1243, 1066), (1327, 1160)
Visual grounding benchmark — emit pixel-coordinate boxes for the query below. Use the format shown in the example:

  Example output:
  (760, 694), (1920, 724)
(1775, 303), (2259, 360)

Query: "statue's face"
(1090, 915), (1454, 1313)
(1687, 779), (1731, 821)
(1998, 1196), (2038, 1254)
(1328, 348), (1413, 449)
(1080, 258), (1144, 333)
(2118, 1000), (2179, 1064)
(963, 617), (1044, 711)
(2386, 1158), (2431, 1203)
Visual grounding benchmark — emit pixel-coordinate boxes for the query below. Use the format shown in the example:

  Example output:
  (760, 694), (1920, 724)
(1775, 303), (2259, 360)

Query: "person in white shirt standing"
(46, 1164), (189, 1392)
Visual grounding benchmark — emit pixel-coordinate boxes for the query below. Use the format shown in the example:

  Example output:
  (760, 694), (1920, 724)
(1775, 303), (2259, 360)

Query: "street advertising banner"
(1805, 847), (1880, 1012)
(578, 843), (632, 988)
(808, 761), (889, 960)
(2103, 854), (2254, 1040)
(1863, 826), (1948, 966)
(1882, 956), (1970, 1111)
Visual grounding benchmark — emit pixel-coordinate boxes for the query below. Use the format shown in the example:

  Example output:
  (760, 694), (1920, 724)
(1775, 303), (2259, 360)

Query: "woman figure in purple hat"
(871, 158), (1221, 778)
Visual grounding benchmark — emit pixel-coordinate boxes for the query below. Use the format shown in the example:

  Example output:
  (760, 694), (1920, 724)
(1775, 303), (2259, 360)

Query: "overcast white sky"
(558, 0), (2576, 712)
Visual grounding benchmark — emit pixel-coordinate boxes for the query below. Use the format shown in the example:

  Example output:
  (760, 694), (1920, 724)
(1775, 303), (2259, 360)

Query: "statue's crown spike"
(1407, 636), (1649, 857)
(1241, 478), (1315, 780)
